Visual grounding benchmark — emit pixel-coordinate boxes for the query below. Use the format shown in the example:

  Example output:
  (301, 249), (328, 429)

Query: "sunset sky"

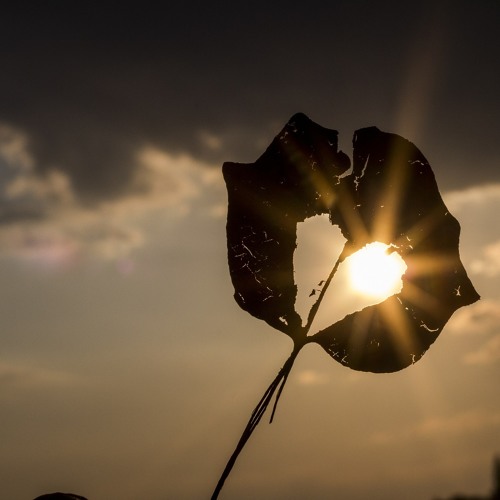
(1, 2), (499, 499)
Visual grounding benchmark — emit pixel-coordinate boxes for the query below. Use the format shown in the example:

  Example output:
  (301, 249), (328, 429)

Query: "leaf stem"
(304, 241), (348, 334)
(211, 344), (302, 500)
(212, 243), (349, 498)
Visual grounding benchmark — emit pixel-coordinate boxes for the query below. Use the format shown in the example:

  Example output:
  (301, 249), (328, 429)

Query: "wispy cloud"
(371, 409), (500, 445)
(129, 145), (221, 215)
(443, 183), (500, 213)
(443, 184), (500, 261)
(446, 300), (500, 365)
(0, 122), (33, 169)
(469, 239), (500, 277)
(447, 299), (500, 337)
(294, 369), (329, 386)
(0, 361), (81, 391)
(464, 335), (500, 366)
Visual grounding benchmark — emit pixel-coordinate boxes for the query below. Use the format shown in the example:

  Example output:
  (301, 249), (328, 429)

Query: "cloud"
(0, 361), (81, 391)
(442, 183), (500, 287)
(198, 130), (223, 152)
(0, 131), (223, 265)
(1, 121), (74, 209)
(445, 300), (500, 366)
(469, 239), (500, 277)
(294, 369), (329, 386)
(0, 2), (498, 214)
(129, 146), (218, 213)
(464, 335), (500, 366)
(442, 184), (500, 255)
(371, 409), (500, 445)
(0, 122), (33, 170)
(447, 299), (500, 337)
(443, 183), (500, 213)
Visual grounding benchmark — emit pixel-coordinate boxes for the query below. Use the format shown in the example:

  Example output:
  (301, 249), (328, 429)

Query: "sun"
(347, 242), (407, 298)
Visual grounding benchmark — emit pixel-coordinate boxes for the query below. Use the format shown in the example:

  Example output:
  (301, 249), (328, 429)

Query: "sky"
(0, 2), (499, 499)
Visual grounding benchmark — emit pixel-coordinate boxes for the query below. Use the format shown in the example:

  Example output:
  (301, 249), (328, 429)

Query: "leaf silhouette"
(213, 113), (479, 498)
(224, 113), (350, 338)
(314, 125), (480, 372)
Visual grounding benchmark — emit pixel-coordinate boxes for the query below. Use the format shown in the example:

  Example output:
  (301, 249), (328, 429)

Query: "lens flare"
(347, 242), (407, 298)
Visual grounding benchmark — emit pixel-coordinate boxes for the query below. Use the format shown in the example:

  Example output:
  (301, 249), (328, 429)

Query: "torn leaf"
(224, 113), (479, 372)
(223, 113), (350, 339)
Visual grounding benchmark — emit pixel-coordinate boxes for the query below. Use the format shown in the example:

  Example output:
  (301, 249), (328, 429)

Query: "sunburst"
(346, 242), (407, 298)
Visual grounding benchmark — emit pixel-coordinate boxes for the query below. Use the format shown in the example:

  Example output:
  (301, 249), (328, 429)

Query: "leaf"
(214, 113), (480, 498)
(224, 113), (480, 372)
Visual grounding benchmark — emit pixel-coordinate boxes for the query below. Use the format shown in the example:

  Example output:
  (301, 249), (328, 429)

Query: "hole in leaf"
(293, 214), (346, 326)
(293, 218), (407, 334)
(307, 242), (407, 333)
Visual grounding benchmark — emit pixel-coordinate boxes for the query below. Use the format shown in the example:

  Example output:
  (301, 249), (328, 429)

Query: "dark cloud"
(0, 1), (498, 206)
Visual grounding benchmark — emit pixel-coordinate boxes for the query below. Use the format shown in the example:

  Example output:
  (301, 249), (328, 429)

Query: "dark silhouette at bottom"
(434, 457), (500, 500)
(33, 493), (88, 500)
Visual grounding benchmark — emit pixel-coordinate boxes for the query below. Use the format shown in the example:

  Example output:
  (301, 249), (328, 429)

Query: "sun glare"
(347, 242), (407, 298)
